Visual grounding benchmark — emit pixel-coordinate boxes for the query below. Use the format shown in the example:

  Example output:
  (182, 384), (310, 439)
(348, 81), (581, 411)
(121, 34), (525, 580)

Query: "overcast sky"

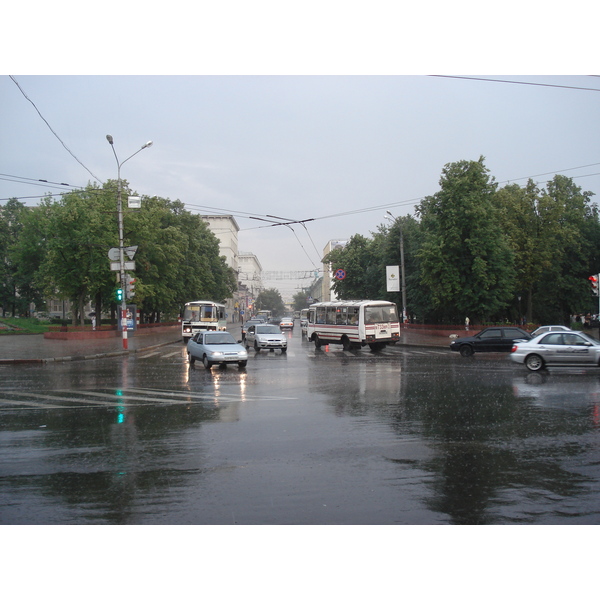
(2, 6), (599, 301)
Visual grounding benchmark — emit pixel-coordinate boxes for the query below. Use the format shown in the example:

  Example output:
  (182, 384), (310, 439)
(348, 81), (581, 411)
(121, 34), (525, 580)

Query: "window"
(480, 329), (501, 339)
(541, 333), (564, 345)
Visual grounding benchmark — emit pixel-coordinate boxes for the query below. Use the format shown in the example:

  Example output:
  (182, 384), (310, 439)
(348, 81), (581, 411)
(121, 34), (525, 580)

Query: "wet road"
(1, 328), (600, 524)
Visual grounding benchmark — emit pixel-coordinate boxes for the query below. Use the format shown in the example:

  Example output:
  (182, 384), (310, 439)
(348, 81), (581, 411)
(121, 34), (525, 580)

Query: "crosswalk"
(0, 386), (297, 411)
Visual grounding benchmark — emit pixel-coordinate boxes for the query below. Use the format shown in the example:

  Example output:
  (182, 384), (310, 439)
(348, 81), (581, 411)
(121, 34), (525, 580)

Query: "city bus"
(306, 300), (400, 351)
(256, 309), (272, 321)
(181, 300), (227, 342)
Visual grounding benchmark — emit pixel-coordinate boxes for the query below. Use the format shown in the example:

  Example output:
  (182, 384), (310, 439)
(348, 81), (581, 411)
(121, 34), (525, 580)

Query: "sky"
(2, 0), (597, 586)
(2, 5), (599, 302)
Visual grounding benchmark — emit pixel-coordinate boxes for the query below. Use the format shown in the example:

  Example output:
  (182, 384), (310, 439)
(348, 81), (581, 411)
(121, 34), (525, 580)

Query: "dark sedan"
(450, 326), (532, 357)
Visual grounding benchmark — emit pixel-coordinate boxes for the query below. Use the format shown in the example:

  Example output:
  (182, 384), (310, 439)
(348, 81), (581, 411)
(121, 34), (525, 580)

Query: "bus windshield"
(364, 304), (399, 324)
(184, 305), (217, 322)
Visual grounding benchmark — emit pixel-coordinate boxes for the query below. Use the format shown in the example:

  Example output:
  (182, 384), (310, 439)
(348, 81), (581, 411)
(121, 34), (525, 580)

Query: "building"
(321, 239), (348, 302)
(238, 252), (263, 317)
(201, 215), (264, 322)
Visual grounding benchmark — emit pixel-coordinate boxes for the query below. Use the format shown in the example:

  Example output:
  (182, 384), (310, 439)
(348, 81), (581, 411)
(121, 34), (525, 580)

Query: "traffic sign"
(334, 269), (346, 280)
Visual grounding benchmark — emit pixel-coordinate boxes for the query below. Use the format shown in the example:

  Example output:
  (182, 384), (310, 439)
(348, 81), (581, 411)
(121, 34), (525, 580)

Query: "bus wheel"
(313, 334), (322, 349)
(342, 336), (352, 351)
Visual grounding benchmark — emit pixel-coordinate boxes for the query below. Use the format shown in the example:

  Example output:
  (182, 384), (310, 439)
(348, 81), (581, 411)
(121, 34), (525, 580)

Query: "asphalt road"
(1, 326), (600, 524)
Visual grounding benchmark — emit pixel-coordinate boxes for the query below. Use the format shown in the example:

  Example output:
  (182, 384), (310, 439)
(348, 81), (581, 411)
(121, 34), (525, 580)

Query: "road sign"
(108, 247), (120, 261)
(110, 261), (136, 271)
(124, 245), (138, 260)
(334, 269), (346, 280)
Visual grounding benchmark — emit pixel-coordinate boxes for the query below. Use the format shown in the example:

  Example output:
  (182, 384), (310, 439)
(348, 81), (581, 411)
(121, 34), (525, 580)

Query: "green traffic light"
(116, 288), (123, 301)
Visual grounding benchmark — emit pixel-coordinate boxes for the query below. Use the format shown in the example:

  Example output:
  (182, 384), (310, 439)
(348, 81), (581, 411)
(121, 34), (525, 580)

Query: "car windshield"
(257, 325), (281, 334)
(204, 333), (236, 345)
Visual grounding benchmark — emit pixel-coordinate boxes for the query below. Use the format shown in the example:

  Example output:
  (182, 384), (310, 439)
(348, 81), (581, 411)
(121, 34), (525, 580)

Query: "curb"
(0, 338), (180, 365)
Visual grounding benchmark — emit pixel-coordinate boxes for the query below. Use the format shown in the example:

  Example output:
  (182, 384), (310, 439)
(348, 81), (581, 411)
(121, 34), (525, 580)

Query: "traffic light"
(116, 288), (124, 302)
(126, 276), (136, 299)
(589, 275), (599, 296)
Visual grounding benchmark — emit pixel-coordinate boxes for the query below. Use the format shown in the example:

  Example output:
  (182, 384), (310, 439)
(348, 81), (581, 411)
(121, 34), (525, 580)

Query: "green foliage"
(4, 182), (237, 323)
(255, 288), (285, 316)
(416, 157), (515, 322)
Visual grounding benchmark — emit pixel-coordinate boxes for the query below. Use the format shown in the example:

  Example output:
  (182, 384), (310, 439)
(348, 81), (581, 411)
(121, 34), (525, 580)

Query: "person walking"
(465, 316), (470, 331)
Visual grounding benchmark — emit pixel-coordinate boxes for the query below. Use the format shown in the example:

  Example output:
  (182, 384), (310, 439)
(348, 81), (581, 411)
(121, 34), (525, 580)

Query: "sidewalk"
(0, 322), (448, 365)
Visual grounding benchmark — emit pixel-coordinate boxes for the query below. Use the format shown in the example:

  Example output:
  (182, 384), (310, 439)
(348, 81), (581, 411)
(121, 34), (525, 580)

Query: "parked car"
(279, 316), (294, 330)
(245, 323), (288, 352)
(450, 326), (532, 357)
(241, 318), (264, 341)
(530, 325), (571, 337)
(187, 331), (248, 369)
(510, 330), (600, 371)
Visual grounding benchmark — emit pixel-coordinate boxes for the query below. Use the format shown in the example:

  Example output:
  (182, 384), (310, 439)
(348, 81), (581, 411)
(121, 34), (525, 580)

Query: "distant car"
(241, 318), (264, 340)
(187, 331), (248, 369)
(279, 316), (294, 330)
(510, 330), (600, 371)
(530, 325), (571, 337)
(450, 326), (532, 357)
(245, 323), (288, 352)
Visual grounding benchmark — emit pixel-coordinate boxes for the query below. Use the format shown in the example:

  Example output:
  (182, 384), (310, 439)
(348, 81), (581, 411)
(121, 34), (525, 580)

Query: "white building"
(238, 252), (263, 317)
(321, 239), (348, 302)
(201, 215), (264, 322)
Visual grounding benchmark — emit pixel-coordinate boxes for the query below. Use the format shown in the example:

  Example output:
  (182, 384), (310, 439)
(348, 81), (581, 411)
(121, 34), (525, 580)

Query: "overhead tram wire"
(429, 75), (600, 93)
(9, 76), (103, 184)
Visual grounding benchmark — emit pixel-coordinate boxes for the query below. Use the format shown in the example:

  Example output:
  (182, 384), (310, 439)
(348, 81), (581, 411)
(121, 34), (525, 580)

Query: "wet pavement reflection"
(1, 332), (599, 524)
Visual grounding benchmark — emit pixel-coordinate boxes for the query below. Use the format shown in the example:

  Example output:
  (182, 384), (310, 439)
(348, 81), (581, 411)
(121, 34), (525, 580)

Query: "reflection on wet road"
(1, 331), (599, 524)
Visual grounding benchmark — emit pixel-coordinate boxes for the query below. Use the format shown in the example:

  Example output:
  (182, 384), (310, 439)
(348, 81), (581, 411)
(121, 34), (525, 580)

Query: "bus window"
(348, 308), (359, 325)
(316, 307), (326, 324)
(336, 307), (346, 325)
(326, 307), (337, 324)
(365, 307), (384, 324)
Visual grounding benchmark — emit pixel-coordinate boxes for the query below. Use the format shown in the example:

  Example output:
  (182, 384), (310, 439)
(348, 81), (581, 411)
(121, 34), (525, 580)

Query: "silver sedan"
(187, 331), (248, 369)
(510, 330), (600, 371)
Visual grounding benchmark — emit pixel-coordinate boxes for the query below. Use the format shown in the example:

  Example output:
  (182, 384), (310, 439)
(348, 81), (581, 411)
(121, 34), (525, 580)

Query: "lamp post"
(385, 211), (407, 323)
(106, 135), (153, 350)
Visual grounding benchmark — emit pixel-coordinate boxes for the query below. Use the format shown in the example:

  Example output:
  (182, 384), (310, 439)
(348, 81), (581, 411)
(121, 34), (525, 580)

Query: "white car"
(187, 331), (248, 369)
(245, 323), (288, 353)
(510, 330), (600, 371)
(530, 325), (571, 337)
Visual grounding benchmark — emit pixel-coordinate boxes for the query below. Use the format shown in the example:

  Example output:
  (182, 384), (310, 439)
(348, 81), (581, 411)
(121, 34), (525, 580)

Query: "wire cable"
(9, 76), (103, 183)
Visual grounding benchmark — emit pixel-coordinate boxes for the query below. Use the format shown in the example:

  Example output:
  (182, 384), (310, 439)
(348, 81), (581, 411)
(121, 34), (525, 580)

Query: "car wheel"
(238, 361), (247, 368)
(203, 355), (213, 369)
(459, 345), (474, 357)
(281, 347), (287, 353)
(254, 341), (260, 352)
(525, 354), (544, 372)
(188, 352), (195, 365)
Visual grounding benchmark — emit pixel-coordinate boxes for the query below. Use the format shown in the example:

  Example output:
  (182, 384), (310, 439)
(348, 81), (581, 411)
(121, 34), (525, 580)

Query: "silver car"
(530, 325), (571, 337)
(187, 331), (248, 369)
(510, 330), (600, 371)
(245, 323), (288, 353)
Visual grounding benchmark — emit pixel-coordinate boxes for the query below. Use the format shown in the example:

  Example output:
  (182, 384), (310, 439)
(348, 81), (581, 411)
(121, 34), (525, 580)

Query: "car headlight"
(239, 351), (248, 358)
(209, 351), (223, 357)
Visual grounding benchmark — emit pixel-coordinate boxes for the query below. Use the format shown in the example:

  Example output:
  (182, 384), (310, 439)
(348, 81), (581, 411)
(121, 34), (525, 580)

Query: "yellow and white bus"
(181, 300), (227, 342)
(306, 300), (400, 351)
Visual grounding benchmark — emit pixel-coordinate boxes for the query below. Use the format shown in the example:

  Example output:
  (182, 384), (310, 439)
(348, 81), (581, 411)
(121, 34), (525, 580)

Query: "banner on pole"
(386, 265), (400, 292)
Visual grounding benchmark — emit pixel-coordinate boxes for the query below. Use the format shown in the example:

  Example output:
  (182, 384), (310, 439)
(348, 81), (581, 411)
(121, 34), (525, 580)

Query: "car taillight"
(511, 345), (518, 352)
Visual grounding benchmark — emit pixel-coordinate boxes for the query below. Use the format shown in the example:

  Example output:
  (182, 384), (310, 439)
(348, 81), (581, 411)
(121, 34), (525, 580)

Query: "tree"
(416, 157), (515, 323)
(255, 288), (285, 316)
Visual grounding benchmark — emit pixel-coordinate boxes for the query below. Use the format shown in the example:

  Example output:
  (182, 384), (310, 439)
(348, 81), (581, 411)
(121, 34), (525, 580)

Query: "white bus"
(306, 300), (400, 351)
(256, 309), (272, 321)
(300, 308), (310, 337)
(181, 300), (227, 342)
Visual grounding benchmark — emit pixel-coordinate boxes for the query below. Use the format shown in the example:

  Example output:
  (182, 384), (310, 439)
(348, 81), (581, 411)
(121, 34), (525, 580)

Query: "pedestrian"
(465, 316), (470, 331)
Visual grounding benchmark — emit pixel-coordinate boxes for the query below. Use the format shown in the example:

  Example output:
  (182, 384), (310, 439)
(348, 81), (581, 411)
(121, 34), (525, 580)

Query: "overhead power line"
(430, 75), (600, 93)
(9, 75), (103, 183)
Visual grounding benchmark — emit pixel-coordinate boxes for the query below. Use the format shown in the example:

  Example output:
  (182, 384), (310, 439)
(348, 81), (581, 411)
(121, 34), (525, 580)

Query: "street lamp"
(106, 135), (153, 350)
(384, 210), (407, 323)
